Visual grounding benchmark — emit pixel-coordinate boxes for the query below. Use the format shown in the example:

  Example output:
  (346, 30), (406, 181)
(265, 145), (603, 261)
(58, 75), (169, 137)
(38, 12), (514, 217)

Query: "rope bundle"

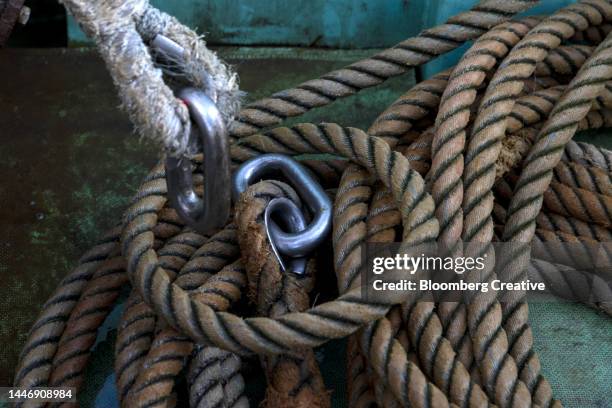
(13, 0), (612, 407)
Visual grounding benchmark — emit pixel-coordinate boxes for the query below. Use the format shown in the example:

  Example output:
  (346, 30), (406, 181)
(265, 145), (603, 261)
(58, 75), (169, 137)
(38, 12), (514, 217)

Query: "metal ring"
(265, 198), (308, 275)
(233, 154), (332, 258)
(165, 88), (231, 234)
(151, 34), (218, 102)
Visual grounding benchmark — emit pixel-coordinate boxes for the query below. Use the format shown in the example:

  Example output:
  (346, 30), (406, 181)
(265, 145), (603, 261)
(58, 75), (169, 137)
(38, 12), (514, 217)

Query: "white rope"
(60, 0), (241, 156)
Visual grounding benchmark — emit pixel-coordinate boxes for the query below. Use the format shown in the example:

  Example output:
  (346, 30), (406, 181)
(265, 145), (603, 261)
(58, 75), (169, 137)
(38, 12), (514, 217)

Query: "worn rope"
(235, 180), (331, 408)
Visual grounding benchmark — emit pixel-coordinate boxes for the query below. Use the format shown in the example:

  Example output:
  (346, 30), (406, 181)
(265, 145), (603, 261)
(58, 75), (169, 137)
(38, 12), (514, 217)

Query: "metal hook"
(165, 88), (231, 234)
(265, 198), (308, 275)
(233, 154), (332, 259)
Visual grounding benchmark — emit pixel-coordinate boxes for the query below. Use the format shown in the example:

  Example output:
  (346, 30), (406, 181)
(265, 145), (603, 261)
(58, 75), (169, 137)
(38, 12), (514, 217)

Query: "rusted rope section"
(235, 180), (330, 408)
(229, 0), (539, 142)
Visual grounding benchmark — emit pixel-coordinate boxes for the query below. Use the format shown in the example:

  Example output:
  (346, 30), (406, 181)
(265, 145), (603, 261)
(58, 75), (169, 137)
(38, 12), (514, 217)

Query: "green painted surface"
(68, 0), (419, 48)
(419, 0), (577, 78)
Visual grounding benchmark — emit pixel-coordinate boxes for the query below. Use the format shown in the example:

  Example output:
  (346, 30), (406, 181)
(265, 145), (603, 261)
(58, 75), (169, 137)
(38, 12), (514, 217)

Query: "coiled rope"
(13, 0), (612, 407)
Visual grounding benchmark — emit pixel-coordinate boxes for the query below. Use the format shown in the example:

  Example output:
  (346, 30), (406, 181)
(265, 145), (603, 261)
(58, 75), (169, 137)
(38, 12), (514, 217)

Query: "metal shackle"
(165, 88), (231, 234)
(264, 198), (308, 275)
(233, 154), (332, 258)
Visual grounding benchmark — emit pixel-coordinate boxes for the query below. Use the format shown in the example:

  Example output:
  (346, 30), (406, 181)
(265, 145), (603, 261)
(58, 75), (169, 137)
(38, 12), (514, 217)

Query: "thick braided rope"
(47, 229), (204, 405)
(504, 172), (612, 227)
(13, 3), (612, 408)
(492, 203), (612, 315)
(275, 37), (588, 156)
(235, 180), (330, 408)
(430, 9), (611, 402)
(114, 229), (210, 404)
(183, 261), (248, 408)
(432, 18), (538, 248)
(230, 93), (610, 408)
(424, 21), (538, 394)
(14, 205), (182, 406)
(336, 86), (608, 408)
(125, 259), (246, 407)
(572, 21), (612, 42)
(229, 0), (539, 142)
(12, 227), (121, 400)
(47, 255), (127, 395)
(114, 228), (198, 399)
(339, 69), (516, 405)
(346, 335), (378, 408)
(497, 29), (612, 400)
(459, 3), (611, 406)
(528, 259), (612, 315)
(124, 123), (469, 407)
(295, 132), (498, 408)
(362, 189), (495, 406)
(367, 111), (611, 246)
(125, 226), (242, 407)
(15, 2), (523, 398)
(122, 225), (243, 408)
(59, 0), (239, 156)
(535, 207), (612, 241)
(499, 109), (612, 177)
(562, 139), (612, 169)
(493, 199), (612, 273)
(114, 172), (195, 402)
(352, 110), (611, 408)
(123, 122), (437, 353)
(378, 124), (611, 273)
(187, 345), (248, 408)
